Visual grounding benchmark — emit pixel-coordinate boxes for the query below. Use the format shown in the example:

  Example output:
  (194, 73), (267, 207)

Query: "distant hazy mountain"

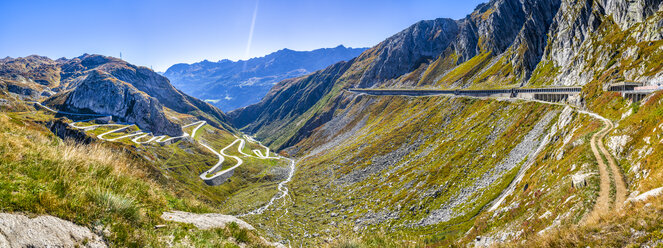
(163, 45), (367, 112)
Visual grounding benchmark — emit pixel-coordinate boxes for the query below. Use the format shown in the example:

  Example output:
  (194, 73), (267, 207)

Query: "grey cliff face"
(352, 0), (565, 87)
(65, 55), (228, 126)
(507, 0), (562, 78)
(0, 54), (233, 135)
(62, 70), (182, 136)
(542, 0), (663, 85)
(230, 0), (663, 150)
(357, 18), (460, 88)
(603, 0), (663, 30)
(476, 0), (528, 54)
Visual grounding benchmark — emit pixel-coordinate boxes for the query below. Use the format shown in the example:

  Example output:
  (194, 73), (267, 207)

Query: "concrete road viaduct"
(348, 87), (583, 105)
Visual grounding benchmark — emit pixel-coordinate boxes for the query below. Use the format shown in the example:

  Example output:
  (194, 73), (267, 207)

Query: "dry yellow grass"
(513, 197), (663, 247)
(0, 112), (271, 247)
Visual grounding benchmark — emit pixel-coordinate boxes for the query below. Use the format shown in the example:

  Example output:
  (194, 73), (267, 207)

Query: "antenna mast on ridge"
(120, 52), (122, 60)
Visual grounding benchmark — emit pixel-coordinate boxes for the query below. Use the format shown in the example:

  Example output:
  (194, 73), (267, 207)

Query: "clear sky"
(0, 0), (486, 71)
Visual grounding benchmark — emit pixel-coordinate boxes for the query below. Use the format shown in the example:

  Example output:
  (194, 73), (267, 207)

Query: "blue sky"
(0, 0), (486, 71)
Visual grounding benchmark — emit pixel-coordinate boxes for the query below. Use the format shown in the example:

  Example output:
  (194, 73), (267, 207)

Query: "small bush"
(333, 239), (362, 248)
(228, 222), (250, 243)
(92, 189), (139, 221)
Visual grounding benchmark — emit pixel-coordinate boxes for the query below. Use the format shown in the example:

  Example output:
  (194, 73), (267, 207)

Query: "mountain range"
(229, 0), (663, 149)
(1, 0), (663, 247)
(163, 45), (367, 112)
(225, 0), (663, 245)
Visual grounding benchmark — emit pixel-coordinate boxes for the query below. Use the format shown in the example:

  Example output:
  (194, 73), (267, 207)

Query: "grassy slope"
(53, 112), (290, 216)
(517, 91), (663, 247)
(490, 12), (663, 248)
(463, 111), (600, 245)
(0, 111), (276, 247)
(239, 94), (601, 247)
(235, 12), (663, 247)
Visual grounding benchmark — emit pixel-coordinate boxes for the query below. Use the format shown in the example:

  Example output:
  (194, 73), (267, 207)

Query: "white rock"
(571, 173), (594, 188)
(626, 187), (663, 203)
(0, 213), (106, 248)
(622, 108), (633, 119)
(607, 135), (631, 157)
(563, 195), (576, 204)
(539, 210), (552, 219)
(161, 211), (255, 230)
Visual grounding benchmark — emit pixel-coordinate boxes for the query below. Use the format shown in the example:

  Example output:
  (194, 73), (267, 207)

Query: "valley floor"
(2, 85), (663, 248)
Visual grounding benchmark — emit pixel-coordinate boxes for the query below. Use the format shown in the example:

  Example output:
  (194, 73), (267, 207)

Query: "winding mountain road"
(60, 107), (295, 213)
(31, 101), (296, 205)
(198, 142), (226, 180)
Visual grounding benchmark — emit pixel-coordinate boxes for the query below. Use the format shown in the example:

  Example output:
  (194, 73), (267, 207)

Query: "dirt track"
(585, 118), (627, 223)
(598, 120), (628, 210)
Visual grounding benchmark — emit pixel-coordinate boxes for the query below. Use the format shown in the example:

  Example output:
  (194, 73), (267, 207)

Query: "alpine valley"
(1, 0), (663, 247)
(163, 46), (367, 112)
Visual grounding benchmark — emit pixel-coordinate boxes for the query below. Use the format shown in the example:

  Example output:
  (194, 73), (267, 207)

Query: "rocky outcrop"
(572, 173), (593, 188)
(0, 213), (106, 248)
(43, 118), (96, 144)
(506, 0), (562, 78)
(48, 70), (182, 136)
(0, 55), (62, 88)
(0, 77), (54, 100)
(58, 54), (230, 129)
(349, 0), (564, 88)
(536, 0), (663, 86)
(90, 58), (229, 126)
(602, 0), (663, 30)
(161, 211), (255, 230)
(355, 18), (459, 88)
(0, 80), (41, 99)
(0, 54), (235, 134)
(161, 211), (286, 248)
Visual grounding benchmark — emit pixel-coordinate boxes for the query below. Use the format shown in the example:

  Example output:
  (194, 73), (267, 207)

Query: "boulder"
(0, 213), (106, 248)
(161, 211), (254, 230)
(571, 173), (594, 188)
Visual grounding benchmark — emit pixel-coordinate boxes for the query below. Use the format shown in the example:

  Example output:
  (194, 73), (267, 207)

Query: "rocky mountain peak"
(355, 18), (460, 88)
(47, 68), (183, 136)
(1, 54), (233, 135)
(230, 0), (663, 150)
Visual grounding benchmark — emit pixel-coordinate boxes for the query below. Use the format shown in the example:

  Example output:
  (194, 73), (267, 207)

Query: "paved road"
(348, 87), (582, 96)
(198, 142), (226, 180)
(30, 100), (297, 219)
